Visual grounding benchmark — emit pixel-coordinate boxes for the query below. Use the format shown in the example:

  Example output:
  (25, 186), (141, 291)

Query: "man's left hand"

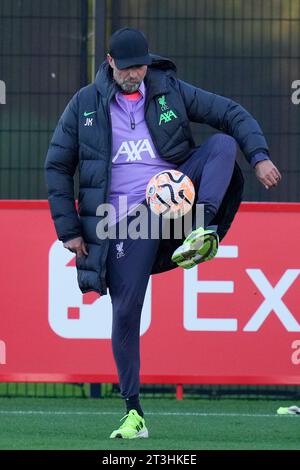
(255, 160), (282, 189)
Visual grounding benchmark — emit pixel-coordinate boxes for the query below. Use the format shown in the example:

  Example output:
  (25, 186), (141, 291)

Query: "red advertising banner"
(0, 201), (300, 384)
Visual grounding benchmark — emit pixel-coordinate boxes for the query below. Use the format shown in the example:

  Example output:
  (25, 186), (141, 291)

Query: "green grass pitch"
(0, 397), (299, 450)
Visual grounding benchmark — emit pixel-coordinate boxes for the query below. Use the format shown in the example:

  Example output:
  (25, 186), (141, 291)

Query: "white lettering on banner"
(184, 245), (238, 331)
(48, 241), (300, 337)
(244, 269), (300, 331)
(291, 80), (300, 105)
(0, 80), (6, 104)
(291, 340), (300, 365)
(113, 139), (156, 162)
(48, 241), (151, 339)
(0, 340), (6, 364)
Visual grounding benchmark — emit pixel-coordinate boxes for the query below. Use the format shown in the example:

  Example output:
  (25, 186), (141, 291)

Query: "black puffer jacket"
(45, 55), (269, 294)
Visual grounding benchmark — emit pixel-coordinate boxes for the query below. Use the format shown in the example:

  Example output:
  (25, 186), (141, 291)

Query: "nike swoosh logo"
(83, 111), (97, 117)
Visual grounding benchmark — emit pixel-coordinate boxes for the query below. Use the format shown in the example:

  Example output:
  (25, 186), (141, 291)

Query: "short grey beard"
(119, 81), (140, 93)
(120, 83), (140, 93)
(114, 73), (141, 93)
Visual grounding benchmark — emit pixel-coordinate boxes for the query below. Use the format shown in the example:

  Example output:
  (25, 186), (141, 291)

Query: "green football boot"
(171, 226), (219, 269)
(109, 409), (149, 439)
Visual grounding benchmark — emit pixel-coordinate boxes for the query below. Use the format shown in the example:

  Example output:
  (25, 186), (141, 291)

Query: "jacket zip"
(144, 92), (164, 156)
(130, 112), (135, 130)
(99, 86), (116, 294)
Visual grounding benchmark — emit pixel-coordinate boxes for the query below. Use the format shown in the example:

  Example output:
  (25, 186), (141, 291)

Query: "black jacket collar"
(94, 54), (177, 100)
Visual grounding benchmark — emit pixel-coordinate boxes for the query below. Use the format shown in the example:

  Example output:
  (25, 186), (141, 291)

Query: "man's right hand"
(63, 236), (88, 257)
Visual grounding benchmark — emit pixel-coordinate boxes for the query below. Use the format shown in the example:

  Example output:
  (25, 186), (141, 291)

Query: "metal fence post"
(94, 0), (106, 72)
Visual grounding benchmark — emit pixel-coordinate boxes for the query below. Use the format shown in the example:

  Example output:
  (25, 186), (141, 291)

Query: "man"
(45, 27), (281, 439)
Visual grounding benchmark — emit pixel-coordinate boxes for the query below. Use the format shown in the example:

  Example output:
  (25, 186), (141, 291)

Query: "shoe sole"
(110, 428), (149, 439)
(172, 232), (218, 266)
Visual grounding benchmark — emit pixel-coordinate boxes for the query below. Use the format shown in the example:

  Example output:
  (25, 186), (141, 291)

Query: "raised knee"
(209, 134), (237, 156)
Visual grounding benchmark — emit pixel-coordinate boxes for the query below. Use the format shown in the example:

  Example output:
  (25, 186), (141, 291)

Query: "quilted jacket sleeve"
(178, 79), (269, 164)
(44, 92), (82, 243)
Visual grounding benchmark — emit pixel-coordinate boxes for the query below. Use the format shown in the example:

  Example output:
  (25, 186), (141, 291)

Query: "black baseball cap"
(108, 27), (152, 69)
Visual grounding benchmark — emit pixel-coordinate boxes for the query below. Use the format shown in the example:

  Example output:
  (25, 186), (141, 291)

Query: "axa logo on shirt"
(113, 139), (156, 163)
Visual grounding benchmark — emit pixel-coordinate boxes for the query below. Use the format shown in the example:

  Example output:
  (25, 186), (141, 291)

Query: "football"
(146, 169), (195, 218)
